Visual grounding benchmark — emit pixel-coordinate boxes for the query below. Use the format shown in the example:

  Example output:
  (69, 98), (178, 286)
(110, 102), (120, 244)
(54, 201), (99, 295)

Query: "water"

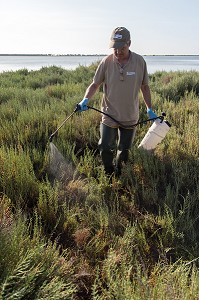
(0, 55), (198, 74)
(144, 55), (199, 74)
(0, 55), (105, 73)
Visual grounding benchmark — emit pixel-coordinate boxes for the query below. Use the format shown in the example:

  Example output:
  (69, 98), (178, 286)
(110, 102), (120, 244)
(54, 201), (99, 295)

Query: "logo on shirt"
(126, 71), (136, 76)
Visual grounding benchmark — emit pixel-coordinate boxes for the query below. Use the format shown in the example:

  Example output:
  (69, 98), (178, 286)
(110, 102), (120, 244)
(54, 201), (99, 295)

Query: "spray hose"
(87, 105), (166, 128)
(49, 103), (166, 142)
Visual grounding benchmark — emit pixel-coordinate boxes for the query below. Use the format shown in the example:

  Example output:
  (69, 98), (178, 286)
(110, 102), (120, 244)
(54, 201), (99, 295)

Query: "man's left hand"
(147, 108), (157, 120)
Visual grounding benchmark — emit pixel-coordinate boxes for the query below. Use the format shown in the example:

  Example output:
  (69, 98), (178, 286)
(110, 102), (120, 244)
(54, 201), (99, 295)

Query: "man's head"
(109, 27), (131, 49)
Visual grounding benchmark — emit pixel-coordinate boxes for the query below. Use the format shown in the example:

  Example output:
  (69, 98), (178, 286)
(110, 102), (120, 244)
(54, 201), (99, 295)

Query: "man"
(78, 26), (157, 176)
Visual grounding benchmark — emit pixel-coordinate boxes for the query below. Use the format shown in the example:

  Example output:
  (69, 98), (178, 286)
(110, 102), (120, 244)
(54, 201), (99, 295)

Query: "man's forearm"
(84, 82), (99, 99)
(141, 84), (152, 109)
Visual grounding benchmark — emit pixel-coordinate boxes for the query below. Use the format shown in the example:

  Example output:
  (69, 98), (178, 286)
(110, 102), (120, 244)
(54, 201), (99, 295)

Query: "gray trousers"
(98, 123), (136, 174)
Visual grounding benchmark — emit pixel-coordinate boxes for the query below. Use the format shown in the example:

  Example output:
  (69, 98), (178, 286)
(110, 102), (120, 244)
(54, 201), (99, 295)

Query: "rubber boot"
(98, 124), (118, 175)
(115, 126), (136, 176)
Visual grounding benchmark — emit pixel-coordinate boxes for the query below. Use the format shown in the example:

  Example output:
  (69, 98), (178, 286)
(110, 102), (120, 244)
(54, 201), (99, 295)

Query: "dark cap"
(109, 27), (131, 49)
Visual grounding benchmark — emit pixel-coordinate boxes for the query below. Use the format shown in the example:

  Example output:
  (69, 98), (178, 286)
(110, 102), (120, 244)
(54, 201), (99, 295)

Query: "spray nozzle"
(49, 134), (53, 143)
(158, 112), (166, 123)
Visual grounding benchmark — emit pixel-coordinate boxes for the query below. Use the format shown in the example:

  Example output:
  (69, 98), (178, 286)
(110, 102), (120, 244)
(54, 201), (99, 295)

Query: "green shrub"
(150, 70), (199, 102)
(0, 213), (77, 299)
(0, 146), (39, 209)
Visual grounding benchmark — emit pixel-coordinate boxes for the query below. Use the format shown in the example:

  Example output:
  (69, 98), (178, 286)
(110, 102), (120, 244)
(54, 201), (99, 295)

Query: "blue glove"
(78, 98), (89, 112)
(147, 108), (157, 120)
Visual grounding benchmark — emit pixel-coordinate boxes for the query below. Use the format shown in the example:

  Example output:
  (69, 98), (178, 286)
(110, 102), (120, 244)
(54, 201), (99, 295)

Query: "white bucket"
(138, 119), (171, 150)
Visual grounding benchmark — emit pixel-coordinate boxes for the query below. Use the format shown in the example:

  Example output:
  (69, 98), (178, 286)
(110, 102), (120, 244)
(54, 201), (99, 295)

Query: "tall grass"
(0, 66), (198, 299)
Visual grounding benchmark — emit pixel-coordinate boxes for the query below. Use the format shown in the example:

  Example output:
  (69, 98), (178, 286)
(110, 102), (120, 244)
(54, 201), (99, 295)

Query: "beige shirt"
(93, 51), (149, 127)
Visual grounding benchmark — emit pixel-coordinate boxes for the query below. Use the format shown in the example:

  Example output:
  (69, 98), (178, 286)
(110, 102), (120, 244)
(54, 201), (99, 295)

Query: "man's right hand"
(77, 98), (89, 112)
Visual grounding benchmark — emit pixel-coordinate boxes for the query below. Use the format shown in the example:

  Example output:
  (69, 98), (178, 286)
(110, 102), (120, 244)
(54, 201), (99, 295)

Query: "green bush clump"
(150, 70), (199, 102)
(0, 212), (76, 299)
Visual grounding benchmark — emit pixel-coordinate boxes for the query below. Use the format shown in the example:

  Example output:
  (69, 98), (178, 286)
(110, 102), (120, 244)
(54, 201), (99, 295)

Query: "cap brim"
(109, 40), (126, 49)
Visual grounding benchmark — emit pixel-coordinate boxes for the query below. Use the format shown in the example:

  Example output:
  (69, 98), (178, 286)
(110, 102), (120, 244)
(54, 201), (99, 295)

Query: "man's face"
(113, 42), (130, 60)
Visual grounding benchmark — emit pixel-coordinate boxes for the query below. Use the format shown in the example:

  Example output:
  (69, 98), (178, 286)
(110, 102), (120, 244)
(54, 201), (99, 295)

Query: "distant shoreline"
(0, 54), (106, 57)
(0, 54), (198, 57)
(1, 54), (198, 73)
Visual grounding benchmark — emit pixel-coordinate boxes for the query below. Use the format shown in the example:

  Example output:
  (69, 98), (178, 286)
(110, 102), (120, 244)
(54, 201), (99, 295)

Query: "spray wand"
(49, 104), (79, 142)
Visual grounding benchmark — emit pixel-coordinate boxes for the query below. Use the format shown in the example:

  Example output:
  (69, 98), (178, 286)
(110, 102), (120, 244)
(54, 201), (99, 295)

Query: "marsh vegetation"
(0, 65), (198, 299)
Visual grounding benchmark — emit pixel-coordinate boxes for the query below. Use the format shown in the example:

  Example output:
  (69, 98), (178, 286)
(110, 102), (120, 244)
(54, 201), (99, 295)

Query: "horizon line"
(0, 53), (198, 57)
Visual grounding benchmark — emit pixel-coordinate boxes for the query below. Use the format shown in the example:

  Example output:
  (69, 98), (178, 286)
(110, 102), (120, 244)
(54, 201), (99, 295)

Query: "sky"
(1, 0), (199, 55)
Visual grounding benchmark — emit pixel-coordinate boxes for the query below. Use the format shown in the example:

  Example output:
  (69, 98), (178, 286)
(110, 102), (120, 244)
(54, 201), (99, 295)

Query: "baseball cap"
(109, 27), (131, 49)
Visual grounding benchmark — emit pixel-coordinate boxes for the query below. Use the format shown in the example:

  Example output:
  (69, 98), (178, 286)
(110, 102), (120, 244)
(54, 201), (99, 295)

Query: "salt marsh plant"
(0, 212), (77, 299)
(0, 65), (198, 299)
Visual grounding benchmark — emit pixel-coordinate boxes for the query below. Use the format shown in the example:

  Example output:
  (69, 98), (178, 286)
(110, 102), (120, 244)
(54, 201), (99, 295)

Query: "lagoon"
(0, 54), (198, 74)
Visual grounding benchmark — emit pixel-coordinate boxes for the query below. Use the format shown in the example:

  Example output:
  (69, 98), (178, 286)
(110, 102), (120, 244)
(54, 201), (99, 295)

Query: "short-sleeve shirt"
(93, 51), (149, 127)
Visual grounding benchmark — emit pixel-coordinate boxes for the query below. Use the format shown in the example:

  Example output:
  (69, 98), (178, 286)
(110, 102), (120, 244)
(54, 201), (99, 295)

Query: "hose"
(87, 105), (166, 129)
